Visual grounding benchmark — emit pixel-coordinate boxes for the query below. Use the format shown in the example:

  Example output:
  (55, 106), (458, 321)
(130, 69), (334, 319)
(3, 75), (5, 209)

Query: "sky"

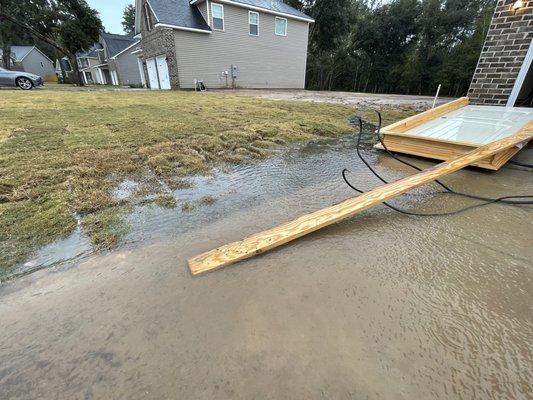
(86, 0), (134, 34)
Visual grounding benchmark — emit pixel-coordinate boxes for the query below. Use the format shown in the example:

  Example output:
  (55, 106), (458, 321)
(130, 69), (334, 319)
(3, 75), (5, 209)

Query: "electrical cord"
(508, 159), (533, 169)
(342, 113), (533, 216)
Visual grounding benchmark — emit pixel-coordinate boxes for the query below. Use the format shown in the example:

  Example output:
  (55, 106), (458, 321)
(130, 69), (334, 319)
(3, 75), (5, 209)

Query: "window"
(211, 3), (224, 31)
(144, 3), (153, 31)
(275, 17), (287, 36)
(249, 11), (259, 36)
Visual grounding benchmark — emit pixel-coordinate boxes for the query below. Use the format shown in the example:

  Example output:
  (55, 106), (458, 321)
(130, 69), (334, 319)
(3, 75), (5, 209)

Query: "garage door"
(146, 58), (159, 90)
(156, 55), (171, 90)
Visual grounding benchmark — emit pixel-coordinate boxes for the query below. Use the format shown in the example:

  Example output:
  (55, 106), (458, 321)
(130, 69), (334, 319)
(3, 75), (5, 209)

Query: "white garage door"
(156, 55), (171, 90)
(146, 58), (159, 90)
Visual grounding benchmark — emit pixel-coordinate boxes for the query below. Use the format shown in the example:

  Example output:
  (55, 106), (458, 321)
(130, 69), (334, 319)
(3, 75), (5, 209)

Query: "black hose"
(342, 113), (533, 217)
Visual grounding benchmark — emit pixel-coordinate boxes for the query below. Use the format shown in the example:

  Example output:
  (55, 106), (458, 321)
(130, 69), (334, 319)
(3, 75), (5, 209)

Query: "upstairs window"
(275, 17), (287, 36)
(249, 11), (259, 36)
(212, 3), (224, 31)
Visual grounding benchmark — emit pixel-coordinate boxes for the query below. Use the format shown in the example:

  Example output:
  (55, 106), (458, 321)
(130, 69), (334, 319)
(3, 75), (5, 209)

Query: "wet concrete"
(1, 138), (532, 399)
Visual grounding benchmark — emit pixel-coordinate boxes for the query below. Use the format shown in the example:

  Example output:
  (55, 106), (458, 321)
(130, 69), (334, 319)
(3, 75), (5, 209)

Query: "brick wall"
(468, 0), (533, 105)
(139, 0), (180, 89)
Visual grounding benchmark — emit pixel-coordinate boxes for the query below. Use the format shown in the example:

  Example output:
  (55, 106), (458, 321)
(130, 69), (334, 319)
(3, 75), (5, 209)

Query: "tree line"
(289, 0), (496, 97)
(1, 0), (495, 95)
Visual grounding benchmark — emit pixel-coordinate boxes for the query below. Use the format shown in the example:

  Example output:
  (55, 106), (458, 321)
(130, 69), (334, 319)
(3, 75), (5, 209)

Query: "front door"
(156, 55), (171, 90)
(146, 58), (159, 89)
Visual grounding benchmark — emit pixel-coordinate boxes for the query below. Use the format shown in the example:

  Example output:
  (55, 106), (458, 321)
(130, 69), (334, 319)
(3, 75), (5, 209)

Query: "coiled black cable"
(342, 113), (533, 216)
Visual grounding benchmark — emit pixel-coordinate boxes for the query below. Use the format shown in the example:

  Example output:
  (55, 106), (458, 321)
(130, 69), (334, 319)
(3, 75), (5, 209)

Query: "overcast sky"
(86, 0), (134, 34)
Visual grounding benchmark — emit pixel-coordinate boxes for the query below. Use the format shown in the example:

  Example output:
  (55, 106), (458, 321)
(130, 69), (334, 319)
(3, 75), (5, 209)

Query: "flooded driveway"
(1, 136), (532, 399)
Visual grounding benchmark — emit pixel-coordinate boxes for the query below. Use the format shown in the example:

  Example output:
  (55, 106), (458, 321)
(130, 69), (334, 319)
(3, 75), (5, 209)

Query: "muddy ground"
(1, 137), (531, 399)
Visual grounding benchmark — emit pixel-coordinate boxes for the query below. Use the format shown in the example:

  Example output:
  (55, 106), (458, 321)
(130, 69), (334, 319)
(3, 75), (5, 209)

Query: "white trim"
(206, 0), (211, 27)
(507, 40), (533, 107)
(249, 11), (259, 36)
(154, 23), (212, 33)
(110, 70), (119, 86)
(190, 0), (314, 23)
(275, 16), (287, 36)
(19, 46), (54, 64)
(211, 2), (225, 31)
(137, 57), (147, 87)
(111, 41), (140, 60)
(133, 33), (142, 39)
(131, 49), (143, 55)
(145, 0), (160, 22)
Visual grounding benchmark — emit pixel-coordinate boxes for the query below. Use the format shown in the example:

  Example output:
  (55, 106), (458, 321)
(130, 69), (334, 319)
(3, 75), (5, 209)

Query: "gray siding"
(173, 2), (309, 89)
(21, 49), (55, 78)
(115, 50), (143, 86)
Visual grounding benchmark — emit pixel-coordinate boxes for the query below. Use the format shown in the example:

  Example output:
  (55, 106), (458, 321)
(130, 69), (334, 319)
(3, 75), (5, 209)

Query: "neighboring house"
(133, 0), (314, 90)
(99, 32), (143, 86)
(55, 33), (143, 86)
(468, 0), (533, 106)
(0, 46), (55, 79)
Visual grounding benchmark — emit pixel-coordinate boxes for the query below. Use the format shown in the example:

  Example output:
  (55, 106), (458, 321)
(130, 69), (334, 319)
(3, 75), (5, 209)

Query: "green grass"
(0, 86), (414, 273)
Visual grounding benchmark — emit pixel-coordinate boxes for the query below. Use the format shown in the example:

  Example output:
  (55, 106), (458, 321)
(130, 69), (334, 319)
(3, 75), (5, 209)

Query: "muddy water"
(1, 138), (532, 399)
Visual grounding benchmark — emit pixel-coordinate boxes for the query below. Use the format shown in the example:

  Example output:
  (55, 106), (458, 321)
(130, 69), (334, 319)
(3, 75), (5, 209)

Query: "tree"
(0, 0), (103, 85)
(122, 4), (136, 35)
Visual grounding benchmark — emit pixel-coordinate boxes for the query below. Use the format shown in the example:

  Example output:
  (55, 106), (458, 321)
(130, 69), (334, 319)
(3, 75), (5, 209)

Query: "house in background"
(468, 0), (533, 106)
(98, 32), (143, 86)
(133, 0), (314, 90)
(0, 46), (56, 80)
(56, 33), (143, 86)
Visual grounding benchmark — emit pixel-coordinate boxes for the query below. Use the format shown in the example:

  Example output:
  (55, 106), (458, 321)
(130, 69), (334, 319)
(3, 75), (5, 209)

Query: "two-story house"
(71, 33), (143, 86)
(133, 0), (314, 89)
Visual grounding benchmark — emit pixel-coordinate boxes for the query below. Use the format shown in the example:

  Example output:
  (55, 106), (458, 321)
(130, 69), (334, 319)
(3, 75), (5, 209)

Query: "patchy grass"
(0, 86), (414, 273)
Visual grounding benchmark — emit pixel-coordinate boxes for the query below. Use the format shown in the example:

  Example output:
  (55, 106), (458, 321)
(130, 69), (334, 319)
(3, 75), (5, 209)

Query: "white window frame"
(275, 17), (287, 36)
(249, 11), (259, 36)
(211, 3), (225, 31)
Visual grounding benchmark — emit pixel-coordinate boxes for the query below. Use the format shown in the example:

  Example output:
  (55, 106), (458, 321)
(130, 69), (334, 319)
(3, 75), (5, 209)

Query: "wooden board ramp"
(188, 125), (533, 275)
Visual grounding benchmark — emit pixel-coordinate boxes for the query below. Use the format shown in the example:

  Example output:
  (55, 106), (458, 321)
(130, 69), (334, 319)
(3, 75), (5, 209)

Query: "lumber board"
(374, 135), (498, 169)
(383, 97), (469, 134)
(188, 124), (533, 275)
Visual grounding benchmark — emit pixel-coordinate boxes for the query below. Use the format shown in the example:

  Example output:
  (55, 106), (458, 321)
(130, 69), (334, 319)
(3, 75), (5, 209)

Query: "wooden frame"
(373, 97), (529, 170)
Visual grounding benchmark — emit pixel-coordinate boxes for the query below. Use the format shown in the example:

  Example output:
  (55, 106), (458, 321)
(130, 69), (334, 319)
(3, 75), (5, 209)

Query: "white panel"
(156, 55), (171, 90)
(146, 58), (160, 89)
(404, 105), (533, 145)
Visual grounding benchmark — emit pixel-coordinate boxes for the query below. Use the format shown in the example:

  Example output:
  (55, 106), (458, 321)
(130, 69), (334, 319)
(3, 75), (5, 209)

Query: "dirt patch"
(225, 89), (454, 112)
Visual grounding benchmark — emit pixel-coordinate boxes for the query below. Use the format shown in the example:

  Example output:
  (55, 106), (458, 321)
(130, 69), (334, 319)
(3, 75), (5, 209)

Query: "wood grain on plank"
(188, 124), (532, 275)
(383, 97), (469, 134)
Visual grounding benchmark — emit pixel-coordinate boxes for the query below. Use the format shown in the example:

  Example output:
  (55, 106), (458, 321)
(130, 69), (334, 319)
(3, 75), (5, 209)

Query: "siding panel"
(174, 3), (309, 89)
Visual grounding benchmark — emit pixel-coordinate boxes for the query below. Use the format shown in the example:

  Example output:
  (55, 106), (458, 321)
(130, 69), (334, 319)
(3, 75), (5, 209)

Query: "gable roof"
(189, 0), (313, 22)
(0, 46), (54, 63)
(148, 0), (211, 31)
(100, 32), (139, 58)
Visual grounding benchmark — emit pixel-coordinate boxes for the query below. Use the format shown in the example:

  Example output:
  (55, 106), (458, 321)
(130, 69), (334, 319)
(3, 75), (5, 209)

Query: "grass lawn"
(0, 86), (414, 274)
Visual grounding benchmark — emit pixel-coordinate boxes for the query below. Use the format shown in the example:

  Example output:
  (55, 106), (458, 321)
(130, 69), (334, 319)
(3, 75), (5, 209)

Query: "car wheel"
(16, 77), (33, 90)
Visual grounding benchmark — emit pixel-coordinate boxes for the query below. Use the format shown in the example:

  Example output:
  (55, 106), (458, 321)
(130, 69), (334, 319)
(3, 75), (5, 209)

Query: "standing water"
(1, 136), (532, 399)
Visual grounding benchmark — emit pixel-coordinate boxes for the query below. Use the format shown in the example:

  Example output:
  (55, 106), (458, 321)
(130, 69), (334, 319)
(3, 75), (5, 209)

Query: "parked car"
(0, 67), (44, 90)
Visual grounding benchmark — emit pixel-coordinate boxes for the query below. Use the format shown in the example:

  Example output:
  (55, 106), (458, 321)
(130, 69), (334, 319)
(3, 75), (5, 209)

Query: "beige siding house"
(134, 0), (313, 89)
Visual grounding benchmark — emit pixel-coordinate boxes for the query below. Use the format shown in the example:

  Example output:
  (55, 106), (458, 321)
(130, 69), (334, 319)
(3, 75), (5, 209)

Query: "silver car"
(0, 67), (44, 90)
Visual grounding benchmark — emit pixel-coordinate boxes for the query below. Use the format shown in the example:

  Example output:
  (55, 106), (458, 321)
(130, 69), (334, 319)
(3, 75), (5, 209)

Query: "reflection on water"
(1, 135), (532, 399)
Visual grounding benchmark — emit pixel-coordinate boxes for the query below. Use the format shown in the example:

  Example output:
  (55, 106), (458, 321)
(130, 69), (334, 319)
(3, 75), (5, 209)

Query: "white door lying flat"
(156, 55), (171, 90)
(146, 58), (159, 89)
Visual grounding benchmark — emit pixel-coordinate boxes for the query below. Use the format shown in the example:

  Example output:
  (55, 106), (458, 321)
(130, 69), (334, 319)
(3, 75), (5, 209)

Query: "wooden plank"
(374, 135), (499, 170)
(188, 124), (533, 275)
(383, 97), (469, 134)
